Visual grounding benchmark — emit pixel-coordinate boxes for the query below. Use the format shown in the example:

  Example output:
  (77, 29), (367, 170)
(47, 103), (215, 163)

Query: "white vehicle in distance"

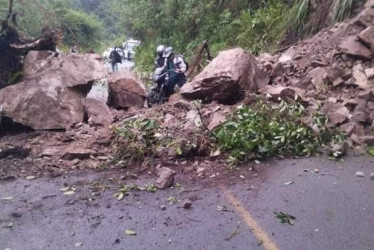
(123, 39), (140, 60)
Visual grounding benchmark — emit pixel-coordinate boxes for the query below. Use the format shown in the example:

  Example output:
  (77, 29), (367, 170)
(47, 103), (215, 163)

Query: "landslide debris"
(2, 1), (374, 180)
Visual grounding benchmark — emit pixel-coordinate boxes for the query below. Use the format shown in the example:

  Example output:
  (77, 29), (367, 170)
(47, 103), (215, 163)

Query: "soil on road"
(1, 156), (374, 250)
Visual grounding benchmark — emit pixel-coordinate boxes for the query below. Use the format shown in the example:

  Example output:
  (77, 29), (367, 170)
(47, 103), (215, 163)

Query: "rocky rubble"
(255, 2), (374, 149)
(2, 1), (374, 180)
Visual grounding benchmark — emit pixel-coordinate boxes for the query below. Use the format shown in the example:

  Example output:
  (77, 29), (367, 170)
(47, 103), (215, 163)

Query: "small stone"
(365, 68), (374, 80)
(160, 205), (166, 211)
(74, 242), (83, 247)
(72, 159), (80, 166)
(356, 171), (365, 177)
(358, 90), (372, 100)
(62, 149), (95, 161)
(370, 173), (374, 180)
(40, 148), (61, 157)
(182, 200), (192, 209)
(196, 167), (205, 175)
(154, 166), (175, 190)
(11, 212), (22, 218)
(332, 77), (344, 87)
(310, 60), (327, 68)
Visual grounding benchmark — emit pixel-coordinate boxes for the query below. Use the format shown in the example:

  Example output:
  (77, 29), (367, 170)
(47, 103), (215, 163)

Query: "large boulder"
(0, 51), (107, 130)
(0, 81), (85, 130)
(338, 36), (373, 60)
(180, 48), (269, 104)
(84, 98), (113, 127)
(358, 26), (374, 52)
(108, 70), (147, 109)
(23, 51), (107, 86)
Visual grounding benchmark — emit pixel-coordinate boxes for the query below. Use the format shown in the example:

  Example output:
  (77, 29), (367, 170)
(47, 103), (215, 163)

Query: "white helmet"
(156, 45), (165, 56)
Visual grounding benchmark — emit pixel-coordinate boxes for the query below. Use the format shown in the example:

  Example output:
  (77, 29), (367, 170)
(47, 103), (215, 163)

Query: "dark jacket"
(155, 56), (165, 68)
(110, 50), (122, 63)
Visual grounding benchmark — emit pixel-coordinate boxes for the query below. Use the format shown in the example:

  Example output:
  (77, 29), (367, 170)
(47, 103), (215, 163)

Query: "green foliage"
(134, 42), (156, 75)
(214, 101), (338, 163)
(233, 0), (289, 54)
(60, 9), (104, 48)
(287, 0), (311, 35)
(116, 0), (292, 73)
(113, 117), (161, 164)
(331, 0), (354, 23)
(7, 71), (23, 85)
(367, 147), (374, 157)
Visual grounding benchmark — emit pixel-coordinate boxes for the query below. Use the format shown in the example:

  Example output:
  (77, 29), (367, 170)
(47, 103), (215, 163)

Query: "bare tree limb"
(10, 39), (42, 50)
(7, 0), (13, 20)
(186, 40), (212, 80)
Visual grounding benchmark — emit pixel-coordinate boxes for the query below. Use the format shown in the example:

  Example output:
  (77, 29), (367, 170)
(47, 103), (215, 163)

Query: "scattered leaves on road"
(74, 242), (83, 247)
(2, 197), (14, 202)
(125, 230), (137, 236)
(217, 205), (230, 212)
(275, 212), (296, 225)
(367, 147), (374, 157)
(225, 221), (241, 241)
(167, 197), (177, 205)
(60, 186), (76, 195)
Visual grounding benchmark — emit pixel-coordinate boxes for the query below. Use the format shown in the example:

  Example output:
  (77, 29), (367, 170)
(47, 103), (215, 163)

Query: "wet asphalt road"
(1, 156), (374, 250)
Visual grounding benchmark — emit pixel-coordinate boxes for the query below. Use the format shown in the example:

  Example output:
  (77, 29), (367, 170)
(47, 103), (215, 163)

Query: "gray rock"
(182, 200), (192, 209)
(353, 64), (371, 90)
(356, 171), (365, 177)
(154, 166), (176, 190)
(0, 51), (106, 130)
(181, 48), (269, 104)
(84, 98), (113, 127)
(108, 70), (147, 109)
(62, 149), (95, 160)
(357, 26), (374, 52)
(338, 36), (373, 60)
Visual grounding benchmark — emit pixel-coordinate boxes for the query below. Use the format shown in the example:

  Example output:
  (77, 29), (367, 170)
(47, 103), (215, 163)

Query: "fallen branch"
(10, 39), (41, 50)
(225, 221), (241, 241)
(186, 40), (212, 79)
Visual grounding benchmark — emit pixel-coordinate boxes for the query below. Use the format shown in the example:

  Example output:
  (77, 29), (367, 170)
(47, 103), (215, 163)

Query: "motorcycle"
(147, 66), (168, 106)
(147, 66), (187, 106)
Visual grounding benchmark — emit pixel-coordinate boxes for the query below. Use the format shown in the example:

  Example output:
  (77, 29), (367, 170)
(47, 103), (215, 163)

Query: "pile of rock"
(0, 51), (147, 131)
(255, 2), (374, 148)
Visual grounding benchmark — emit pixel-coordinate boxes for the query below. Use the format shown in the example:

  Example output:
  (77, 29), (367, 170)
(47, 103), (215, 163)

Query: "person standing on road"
(109, 46), (122, 73)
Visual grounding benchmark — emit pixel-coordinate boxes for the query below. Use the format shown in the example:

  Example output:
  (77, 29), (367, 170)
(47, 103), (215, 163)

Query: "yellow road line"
(221, 186), (279, 250)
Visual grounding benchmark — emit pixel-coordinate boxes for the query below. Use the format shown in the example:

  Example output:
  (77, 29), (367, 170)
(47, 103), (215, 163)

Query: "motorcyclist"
(155, 45), (166, 68)
(163, 47), (187, 97)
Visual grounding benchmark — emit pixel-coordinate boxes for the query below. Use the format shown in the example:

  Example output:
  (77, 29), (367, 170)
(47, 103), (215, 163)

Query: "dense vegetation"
(0, 0), (120, 51)
(118, 0), (360, 73)
(1, 0), (360, 70)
